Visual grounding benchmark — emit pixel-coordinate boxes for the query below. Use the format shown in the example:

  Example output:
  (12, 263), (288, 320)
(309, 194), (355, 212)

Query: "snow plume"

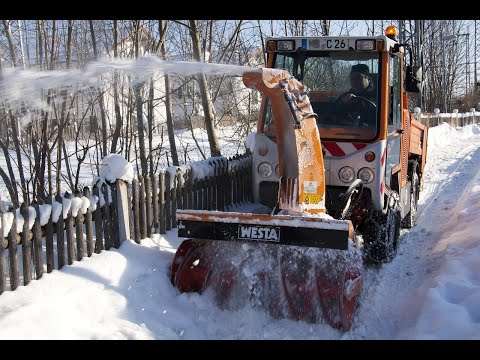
(99, 154), (134, 184)
(0, 55), (254, 117)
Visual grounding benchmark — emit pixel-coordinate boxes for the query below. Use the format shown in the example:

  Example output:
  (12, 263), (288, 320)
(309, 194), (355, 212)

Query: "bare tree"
(2, 20), (17, 67)
(189, 20), (221, 157)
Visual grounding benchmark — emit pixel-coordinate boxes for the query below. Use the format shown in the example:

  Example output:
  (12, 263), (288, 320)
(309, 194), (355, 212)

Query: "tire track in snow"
(343, 136), (480, 339)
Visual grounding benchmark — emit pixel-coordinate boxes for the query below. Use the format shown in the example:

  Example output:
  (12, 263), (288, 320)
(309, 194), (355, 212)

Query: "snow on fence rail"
(0, 151), (252, 294)
(414, 111), (480, 128)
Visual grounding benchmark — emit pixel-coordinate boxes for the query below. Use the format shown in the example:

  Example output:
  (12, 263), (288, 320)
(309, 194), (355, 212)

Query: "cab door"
(385, 53), (403, 191)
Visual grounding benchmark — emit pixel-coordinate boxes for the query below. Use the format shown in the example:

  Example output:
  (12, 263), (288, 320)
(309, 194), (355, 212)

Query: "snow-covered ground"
(0, 122), (479, 339)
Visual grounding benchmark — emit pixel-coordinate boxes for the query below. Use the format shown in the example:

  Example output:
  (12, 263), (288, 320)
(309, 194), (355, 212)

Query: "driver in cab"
(336, 64), (377, 121)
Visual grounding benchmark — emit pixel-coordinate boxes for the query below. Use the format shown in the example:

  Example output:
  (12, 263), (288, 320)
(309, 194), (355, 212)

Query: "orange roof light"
(385, 26), (398, 41)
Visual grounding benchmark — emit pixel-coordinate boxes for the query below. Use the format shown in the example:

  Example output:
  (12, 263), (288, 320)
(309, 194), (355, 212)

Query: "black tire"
(363, 198), (401, 264)
(338, 179), (364, 220)
(402, 164), (419, 229)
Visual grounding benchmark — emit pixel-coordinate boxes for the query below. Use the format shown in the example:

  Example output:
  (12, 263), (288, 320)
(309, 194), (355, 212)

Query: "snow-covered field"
(0, 122), (479, 339)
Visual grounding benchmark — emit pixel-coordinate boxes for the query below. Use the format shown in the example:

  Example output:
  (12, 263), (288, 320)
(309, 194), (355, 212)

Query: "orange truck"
(170, 26), (428, 330)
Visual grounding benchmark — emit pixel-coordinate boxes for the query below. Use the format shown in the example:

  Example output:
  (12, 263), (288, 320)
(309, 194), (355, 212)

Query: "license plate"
(238, 225), (281, 242)
(309, 38), (352, 50)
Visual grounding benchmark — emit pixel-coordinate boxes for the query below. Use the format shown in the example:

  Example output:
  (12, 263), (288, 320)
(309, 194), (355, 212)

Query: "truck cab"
(251, 26), (428, 262)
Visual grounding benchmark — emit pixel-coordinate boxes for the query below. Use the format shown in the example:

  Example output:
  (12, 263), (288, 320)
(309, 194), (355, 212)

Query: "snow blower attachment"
(170, 68), (364, 330)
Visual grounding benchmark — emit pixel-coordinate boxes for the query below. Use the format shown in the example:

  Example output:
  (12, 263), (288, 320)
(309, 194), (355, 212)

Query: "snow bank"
(427, 123), (480, 148)
(99, 154), (134, 184)
(409, 172), (480, 339)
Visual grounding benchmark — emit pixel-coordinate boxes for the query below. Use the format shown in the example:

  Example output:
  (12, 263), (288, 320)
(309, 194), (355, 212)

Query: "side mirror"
(405, 65), (422, 93)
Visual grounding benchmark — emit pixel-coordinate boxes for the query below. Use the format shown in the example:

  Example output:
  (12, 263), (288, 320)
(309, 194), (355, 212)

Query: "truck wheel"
(402, 163), (419, 229)
(363, 199), (401, 264)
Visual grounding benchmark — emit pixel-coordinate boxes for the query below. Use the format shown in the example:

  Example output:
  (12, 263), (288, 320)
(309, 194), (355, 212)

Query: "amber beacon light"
(385, 26), (398, 41)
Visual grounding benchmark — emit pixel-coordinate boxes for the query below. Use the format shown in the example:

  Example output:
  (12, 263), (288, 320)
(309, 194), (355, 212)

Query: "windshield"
(263, 51), (381, 142)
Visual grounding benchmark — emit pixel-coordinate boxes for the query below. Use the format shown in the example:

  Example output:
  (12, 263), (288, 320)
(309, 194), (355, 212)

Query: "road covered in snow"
(0, 122), (479, 339)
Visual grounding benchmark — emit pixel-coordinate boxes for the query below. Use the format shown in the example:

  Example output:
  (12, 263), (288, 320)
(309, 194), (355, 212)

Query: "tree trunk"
(9, 111), (28, 202)
(88, 20), (98, 59)
(136, 86), (148, 175)
(36, 21), (43, 69)
(159, 20), (179, 166)
(188, 20), (221, 157)
(147, 79), (155, 178)
(2, 20), (17, 67)
(321, 20), (330, 36)
(110, 20), (123, 154)
(50, 20), (56, 70)
(0, 139), (19, 207)
(89, 20), (108, 156)
(66, 20), (74, 69)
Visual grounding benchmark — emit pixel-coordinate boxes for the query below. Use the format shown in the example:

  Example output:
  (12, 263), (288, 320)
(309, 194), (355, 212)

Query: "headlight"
(277, 40), (295, 51)
(356, 40), (376, 50)
(358, 167), (375, 184)
(339, 166), (355, 183)
(258, 162), (273, 177)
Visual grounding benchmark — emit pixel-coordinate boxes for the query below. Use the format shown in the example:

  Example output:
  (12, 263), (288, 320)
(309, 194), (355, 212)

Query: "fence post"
(152, 174), (159, 234)
(145, 175), (152, 238)
(139, 175), (147, 240)
(215, 160), (224, 211)
(193, 179), (199, 210)
(102, 183), (112, 250)
(0, 208), (6, 294)
(187, 168), (193, 209)
(171, 173), (178, 228)
(45, 195), (55, 272)
(55, 194), (65, 269)
(164, 171), (171, 231)
(21, 202), (32, 285)
(83, 187), (94, 257)
(159, 172), (166, 234)
(93, 184), (104, 254)
(32, 202), (43, 279)
(115, 180), (131, 246)
(64, 192), (75, 265)
(109, 183), (120, 248)
(132, 178), (140, 243)
(8, 207), (19, 291)
(74, 191), (85, 261)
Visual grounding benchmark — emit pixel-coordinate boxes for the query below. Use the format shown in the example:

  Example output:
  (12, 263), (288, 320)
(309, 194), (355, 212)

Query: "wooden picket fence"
(0, 152), (253, 294)
(129, 152), (253, 242)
